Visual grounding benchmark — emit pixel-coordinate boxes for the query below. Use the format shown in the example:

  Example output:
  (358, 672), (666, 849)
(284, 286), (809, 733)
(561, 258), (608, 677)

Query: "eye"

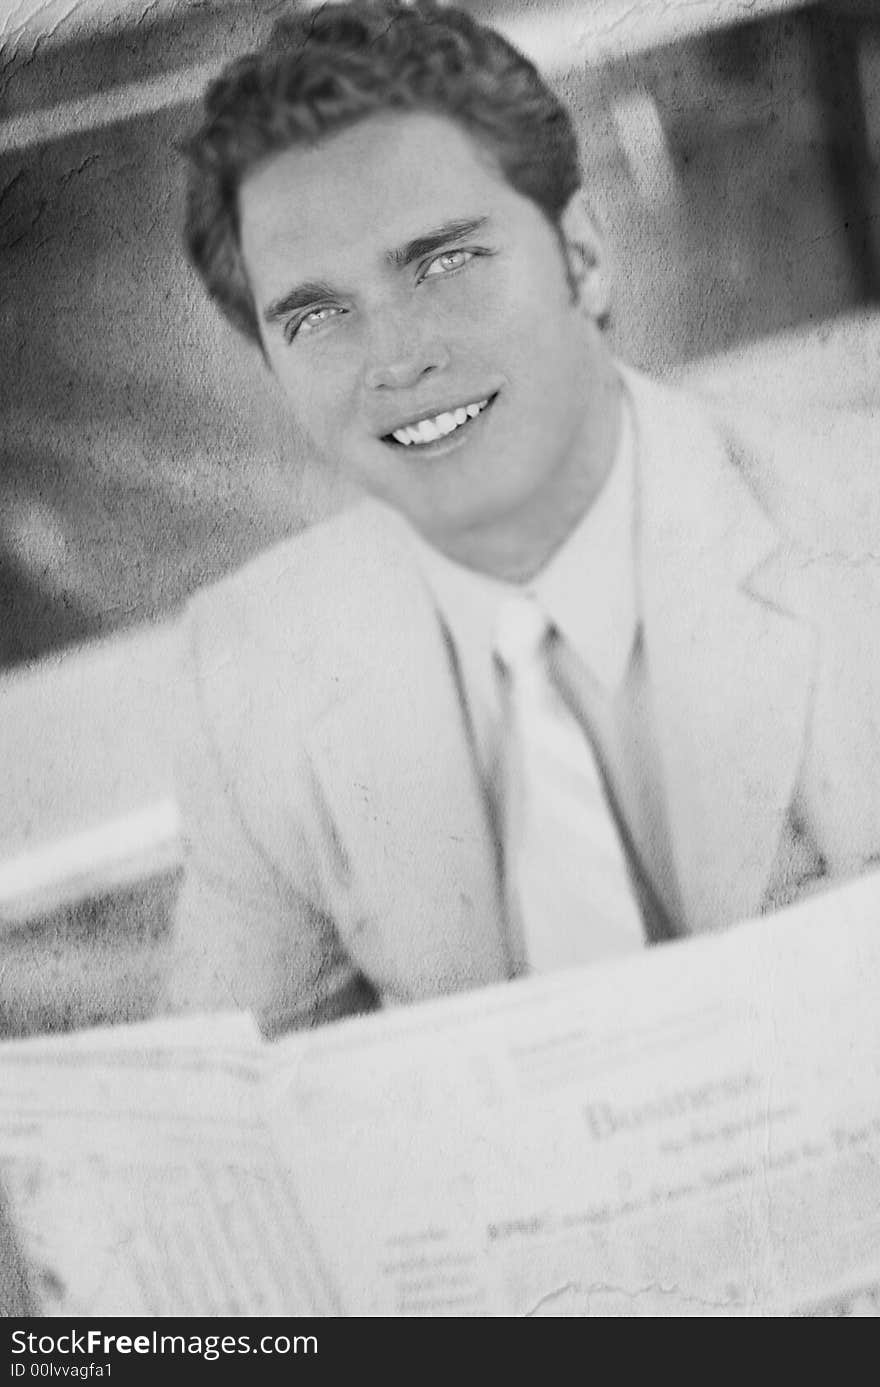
(285, 305), (345, 342)
(420, 248), (477, 279)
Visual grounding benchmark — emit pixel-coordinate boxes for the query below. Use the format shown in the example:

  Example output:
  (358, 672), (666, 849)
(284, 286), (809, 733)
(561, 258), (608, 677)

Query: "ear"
(558, 194), (610, 321)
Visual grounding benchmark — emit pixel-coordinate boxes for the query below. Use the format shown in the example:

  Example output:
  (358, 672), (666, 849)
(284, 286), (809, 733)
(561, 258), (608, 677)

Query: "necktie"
(494, 591), (646, 974)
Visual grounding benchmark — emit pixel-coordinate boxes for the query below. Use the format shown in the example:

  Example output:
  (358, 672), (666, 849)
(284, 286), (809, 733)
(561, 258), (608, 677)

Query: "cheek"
(270, 352), (358, 443)
(458, 265), (575, 379)
(430, 263), (534, 357)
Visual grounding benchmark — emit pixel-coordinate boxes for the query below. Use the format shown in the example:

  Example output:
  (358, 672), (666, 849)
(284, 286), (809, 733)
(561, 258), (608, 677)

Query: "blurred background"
(1, 0), (879, 1032)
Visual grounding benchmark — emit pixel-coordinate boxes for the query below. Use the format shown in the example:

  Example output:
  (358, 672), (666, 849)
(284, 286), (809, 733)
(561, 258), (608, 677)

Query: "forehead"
(238, 111), (518, 286)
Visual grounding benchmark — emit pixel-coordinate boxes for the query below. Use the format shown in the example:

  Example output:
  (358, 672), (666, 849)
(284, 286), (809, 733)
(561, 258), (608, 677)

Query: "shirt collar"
(410, 386), (639, 697)
(531, 391), (637, 691)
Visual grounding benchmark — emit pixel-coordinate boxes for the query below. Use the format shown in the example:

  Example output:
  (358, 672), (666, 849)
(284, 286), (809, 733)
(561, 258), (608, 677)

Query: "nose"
(362, 307), (450, 391)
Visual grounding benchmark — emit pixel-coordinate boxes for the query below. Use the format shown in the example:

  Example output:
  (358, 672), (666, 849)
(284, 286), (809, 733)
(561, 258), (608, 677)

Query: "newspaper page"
(2, 876), (880, 1318)
(0, 1014), (333, 1317)
(264, 872), (880, 1317)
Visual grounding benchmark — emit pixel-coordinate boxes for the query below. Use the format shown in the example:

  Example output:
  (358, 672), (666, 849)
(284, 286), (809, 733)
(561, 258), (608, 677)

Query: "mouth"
(381, 393), (498, 449)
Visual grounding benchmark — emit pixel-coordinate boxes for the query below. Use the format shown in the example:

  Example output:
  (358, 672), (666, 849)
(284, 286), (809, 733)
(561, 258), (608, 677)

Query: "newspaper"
(3, 873), (880, 1317)
(0, 1015), (334, 1317)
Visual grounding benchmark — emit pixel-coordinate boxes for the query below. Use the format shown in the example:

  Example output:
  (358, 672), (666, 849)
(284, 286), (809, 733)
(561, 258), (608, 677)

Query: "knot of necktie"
(493, 591), (552, 674)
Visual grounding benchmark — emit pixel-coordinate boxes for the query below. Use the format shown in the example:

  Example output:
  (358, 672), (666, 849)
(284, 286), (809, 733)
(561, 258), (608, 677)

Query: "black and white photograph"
(1, 0), (880, 1324)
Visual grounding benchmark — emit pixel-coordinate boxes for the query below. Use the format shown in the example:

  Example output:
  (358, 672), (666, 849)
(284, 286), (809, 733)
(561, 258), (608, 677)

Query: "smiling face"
(239, 111), (621, 577)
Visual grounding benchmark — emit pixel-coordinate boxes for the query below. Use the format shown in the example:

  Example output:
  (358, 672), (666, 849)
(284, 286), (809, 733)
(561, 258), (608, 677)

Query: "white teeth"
(434, 412), (458, 437)
(390, 396), (491, 446)
(413, 418), (441, 443)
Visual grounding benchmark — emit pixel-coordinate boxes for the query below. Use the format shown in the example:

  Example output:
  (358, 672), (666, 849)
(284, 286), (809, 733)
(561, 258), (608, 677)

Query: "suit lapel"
(626, 370), (818, 934)
(307, 503), (509, 998)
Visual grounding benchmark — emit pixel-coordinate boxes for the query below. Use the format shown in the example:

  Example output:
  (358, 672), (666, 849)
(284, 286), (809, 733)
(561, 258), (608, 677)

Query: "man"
(168, 0), (880, 1034)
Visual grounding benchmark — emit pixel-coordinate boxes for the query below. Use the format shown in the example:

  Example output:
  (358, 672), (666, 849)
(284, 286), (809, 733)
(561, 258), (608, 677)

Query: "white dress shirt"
(407, 389), (685, 934)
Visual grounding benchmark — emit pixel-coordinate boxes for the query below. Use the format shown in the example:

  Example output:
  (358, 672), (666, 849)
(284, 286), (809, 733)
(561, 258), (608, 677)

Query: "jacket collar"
(624, 366), (817, 932)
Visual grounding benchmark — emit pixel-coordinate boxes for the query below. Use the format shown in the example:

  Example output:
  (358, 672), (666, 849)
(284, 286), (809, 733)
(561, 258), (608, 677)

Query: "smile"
(385, 395), (494, 447)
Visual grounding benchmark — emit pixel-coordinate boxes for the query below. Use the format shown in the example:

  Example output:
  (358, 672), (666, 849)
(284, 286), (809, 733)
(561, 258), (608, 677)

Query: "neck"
(433, 357), (624, 583)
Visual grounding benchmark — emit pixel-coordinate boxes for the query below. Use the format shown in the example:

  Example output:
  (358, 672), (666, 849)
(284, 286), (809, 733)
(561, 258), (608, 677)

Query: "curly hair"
(183, 0), (582, 344)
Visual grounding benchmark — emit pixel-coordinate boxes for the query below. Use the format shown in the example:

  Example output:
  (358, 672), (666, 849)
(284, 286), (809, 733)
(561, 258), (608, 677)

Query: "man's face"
(239, 111), (615, 569)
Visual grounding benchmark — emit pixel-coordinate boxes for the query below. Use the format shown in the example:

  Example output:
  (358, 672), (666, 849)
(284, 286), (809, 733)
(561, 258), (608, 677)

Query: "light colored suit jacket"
(167, 369), (880, 1032)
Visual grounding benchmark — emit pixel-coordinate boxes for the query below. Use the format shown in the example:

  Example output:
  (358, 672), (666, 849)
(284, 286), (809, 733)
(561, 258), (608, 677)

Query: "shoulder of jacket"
(188, 499), (417, 645)
(714, 397), (880, 553)
(181, 499), (432, 728)
(636, 362), (880, 554)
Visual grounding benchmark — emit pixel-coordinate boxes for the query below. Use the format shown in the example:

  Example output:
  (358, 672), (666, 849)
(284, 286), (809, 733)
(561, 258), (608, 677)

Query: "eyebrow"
(262, 217), (490, 327)
(263, 280), (339, 326)
(388, 216), (489, 269)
